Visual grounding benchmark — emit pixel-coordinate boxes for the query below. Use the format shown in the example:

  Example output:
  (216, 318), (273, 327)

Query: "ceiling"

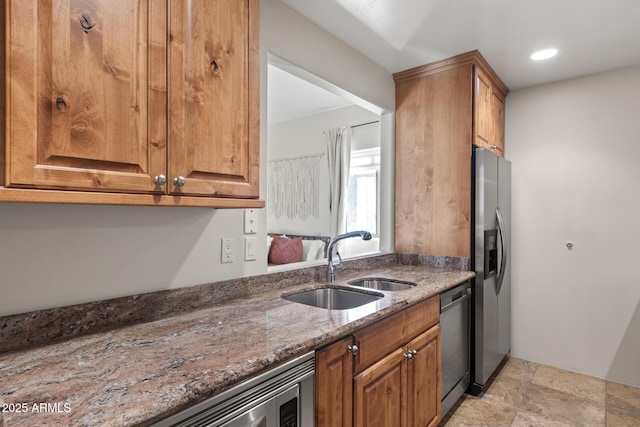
(268, 64), (352, 125)
(281, 0), (640, 90)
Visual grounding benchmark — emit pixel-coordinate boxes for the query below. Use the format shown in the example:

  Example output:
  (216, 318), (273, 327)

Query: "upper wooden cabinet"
(394, 50), (508, 258)
(5, 0), (165, 194)
(168, 0), (259, 198)
(0, 0), (262, 208)
(474, 67), (507, 156)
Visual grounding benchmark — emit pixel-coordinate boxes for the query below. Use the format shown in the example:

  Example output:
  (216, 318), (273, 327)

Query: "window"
(346, 147), (380, 235)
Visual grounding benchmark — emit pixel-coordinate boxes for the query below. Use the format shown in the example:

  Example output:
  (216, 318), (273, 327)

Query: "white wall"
(0, 205), (265, 316)
(0, 0), (395, 316)
(267, 104), (379, 236)
(507, 65), (640, 387)
(260, 0), (396, 254)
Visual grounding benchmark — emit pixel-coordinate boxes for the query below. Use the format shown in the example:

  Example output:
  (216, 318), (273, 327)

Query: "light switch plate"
(244, 209), (257, 234)
(244, 236), (256, 261)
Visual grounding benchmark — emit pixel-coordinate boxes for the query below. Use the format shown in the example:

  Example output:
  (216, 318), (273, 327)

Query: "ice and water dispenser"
(484, 229), (498, 279)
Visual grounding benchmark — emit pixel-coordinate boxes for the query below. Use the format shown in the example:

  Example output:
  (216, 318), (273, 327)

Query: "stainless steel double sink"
(282, 278), (416, 310)
(348, 278), (416, 292)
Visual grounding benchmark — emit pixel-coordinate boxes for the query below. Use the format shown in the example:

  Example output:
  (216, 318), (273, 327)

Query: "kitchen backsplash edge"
(397, 253), (470, 270)
(0, 252), (468, 354)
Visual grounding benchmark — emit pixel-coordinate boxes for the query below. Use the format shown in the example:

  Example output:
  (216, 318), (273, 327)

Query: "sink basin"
(347, 278), (417, 291)
(282, 287), (383, 310)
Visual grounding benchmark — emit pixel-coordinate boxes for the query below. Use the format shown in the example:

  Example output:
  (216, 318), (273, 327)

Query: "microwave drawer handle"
(441, 288), (471, 313)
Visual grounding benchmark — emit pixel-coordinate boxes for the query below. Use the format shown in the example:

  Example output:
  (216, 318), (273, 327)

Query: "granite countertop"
(0, 263), (473, 427)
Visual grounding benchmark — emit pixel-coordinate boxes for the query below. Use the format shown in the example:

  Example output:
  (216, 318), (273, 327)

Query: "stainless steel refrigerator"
(470, 147), (511, 394)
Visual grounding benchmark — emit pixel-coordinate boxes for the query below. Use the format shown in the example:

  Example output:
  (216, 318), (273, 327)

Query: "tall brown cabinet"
(0, 0), (261, 207)
(394, 50), (508, 259)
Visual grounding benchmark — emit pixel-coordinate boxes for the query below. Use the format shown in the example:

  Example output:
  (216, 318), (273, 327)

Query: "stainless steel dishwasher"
(440, 281), (471, 417)
(153, 351), (315, 427)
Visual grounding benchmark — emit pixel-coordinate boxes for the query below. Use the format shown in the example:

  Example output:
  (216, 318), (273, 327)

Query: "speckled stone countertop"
(0, 258), (473, 427)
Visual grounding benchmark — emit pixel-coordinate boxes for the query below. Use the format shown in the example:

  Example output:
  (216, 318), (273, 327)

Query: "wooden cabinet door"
(405, 326), (441, 427)
(354, 348), (406, 427)
(395, 65), (473, 258)
(474, 68), (493, 151)
(316, 337), (353, 427)
(7, 0), (166, 193)
(491, 91), (505, 155)
(168, 0), (259, 197)
(475, 67), (505, 157)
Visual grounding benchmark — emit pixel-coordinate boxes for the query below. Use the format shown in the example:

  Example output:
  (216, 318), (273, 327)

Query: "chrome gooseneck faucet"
(326, 230), (372, 283)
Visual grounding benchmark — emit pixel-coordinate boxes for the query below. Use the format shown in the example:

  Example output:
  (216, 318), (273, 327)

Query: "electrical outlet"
(221, 238), (234, 263)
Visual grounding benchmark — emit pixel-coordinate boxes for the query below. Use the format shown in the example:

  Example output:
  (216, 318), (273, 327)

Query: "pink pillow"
(269, 236), (303, 264)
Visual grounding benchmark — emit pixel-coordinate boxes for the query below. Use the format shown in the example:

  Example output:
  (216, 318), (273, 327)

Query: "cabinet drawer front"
(353, 296), (439, 373)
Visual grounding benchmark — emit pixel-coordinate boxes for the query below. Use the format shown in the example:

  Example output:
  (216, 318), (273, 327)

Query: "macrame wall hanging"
(268, 153), (323, 220)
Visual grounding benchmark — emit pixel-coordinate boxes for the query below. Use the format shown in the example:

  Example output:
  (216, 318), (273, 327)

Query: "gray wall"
(0, 0), (395, 316)
(507, 65), (640, 387)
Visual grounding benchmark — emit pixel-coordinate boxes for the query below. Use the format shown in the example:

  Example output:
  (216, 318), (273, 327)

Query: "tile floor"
(440, 357), (640, 426)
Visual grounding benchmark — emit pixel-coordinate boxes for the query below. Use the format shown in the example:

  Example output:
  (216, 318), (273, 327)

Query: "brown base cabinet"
(354, 348), (405, 427)
(316, 297), (441, 427)
(404, 326), (441, 427)
(316, 336), (354, 427)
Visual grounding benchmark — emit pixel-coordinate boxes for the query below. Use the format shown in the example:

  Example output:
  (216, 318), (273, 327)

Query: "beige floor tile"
(607, 408), (640, 427)
(510, 411), (575, 427)
(440, 395), (517, 427)
(442, 359), (638, 427)
(521, 383), (606, 426)
(496, 357), (539, 382)
(484, 373), (530, 406)
(608, 382), (640, 418)
(479, 357), (539, 407)
(531, 364), (607, 403)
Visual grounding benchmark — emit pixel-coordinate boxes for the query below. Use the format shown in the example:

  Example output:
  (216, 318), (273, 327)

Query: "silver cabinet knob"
(404, 350), (417, 359)
(490, 144), (498, 149)
(153, 174), (167, 185)
(173, 176), (186, 187)
(347, 344), (359, 355)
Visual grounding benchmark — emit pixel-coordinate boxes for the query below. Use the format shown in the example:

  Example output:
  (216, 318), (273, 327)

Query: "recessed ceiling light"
(531, 48), (558, 61)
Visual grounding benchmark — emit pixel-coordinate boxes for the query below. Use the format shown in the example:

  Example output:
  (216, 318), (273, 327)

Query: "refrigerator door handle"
(496, 207), (508, 295)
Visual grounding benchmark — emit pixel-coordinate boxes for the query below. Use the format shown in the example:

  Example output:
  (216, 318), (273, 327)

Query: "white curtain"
(325, 127), (351, 239)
